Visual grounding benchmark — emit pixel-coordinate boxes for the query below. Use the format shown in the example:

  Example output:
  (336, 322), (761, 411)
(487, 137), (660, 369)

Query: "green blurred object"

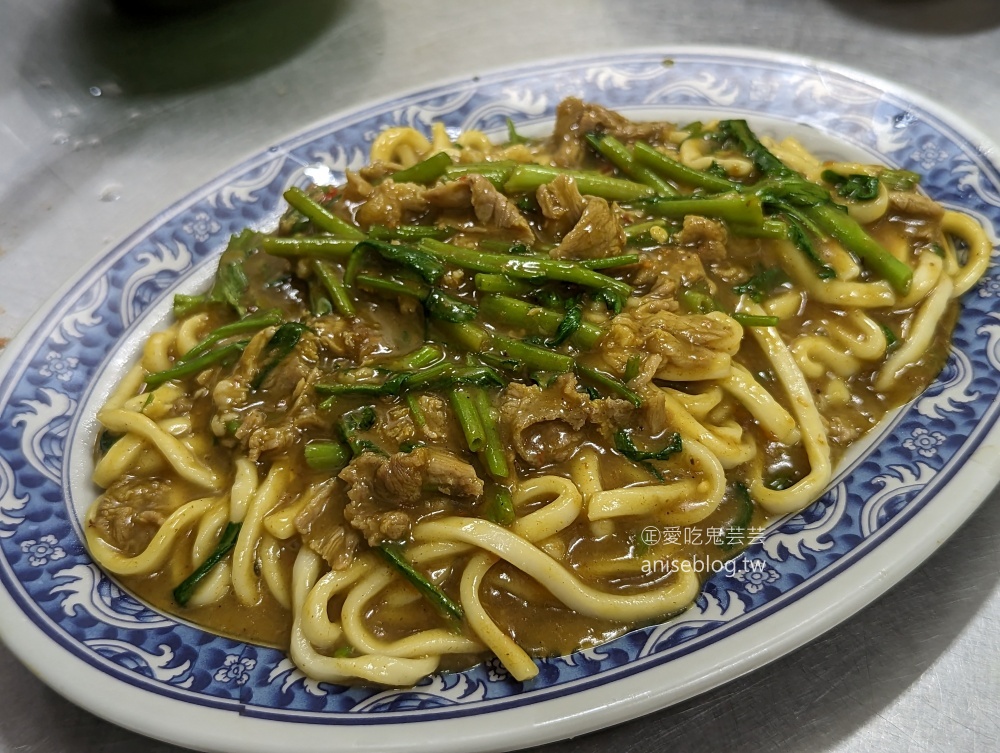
(77, 0), (341, 94)
(110, 0), (234, 17)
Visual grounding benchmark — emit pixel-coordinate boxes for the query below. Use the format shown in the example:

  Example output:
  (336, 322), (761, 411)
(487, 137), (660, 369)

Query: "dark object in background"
(65, 0), (343, 94)
(109, 0), (234, 16)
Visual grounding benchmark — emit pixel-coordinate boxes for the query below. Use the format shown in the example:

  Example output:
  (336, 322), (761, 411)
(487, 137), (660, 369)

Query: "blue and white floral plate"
(1, 48), (999, 753)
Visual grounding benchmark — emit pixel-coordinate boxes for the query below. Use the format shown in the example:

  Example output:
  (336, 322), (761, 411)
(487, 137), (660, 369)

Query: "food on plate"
(85, 98), (991, 686)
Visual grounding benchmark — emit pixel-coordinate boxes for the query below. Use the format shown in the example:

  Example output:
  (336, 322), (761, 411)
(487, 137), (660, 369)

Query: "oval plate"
(1, 48), (999, 753)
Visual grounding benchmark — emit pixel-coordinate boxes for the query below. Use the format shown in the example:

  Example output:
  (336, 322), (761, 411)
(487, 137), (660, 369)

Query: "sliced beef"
(468, 174), (535, 243)
(424, 179), (473, 209)
(550, 97), (676, 167)
(359, 161), (397, 184)
(888, 191), (945, 221)
(342, 170), (375, 202)
(373, 447), (483, 503)
(536, 174), (624, 259)
(91, 478), (177, 556)
(293, 480), (359, 570)
(536, 174), (587, 236)
(550, 195), (626, 259)
(354, 179), (430, 229)
(888, 191), (946, 243)
(379, 395), (458, 449)
(254, 331), (320, 397)
(217, 324), (360, 460)
(339, 447), (483, 545)
(629, 246), (708, 305)
(497, 373), (631, 466)
(675, 215), (729, 263)
(599, 309), (744, 382)
(426, 174), (535, 243)
(309, 315), (383, 364)
(235, 407), (297, 462)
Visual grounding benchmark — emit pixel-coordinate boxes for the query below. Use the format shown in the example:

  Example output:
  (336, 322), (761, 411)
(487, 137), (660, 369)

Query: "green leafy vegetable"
(785, 214), (837, 280)
(346, 239), (445, 287)
(283, 186), (365, 239)
(485, 486), (515, 526)
(174, 230), (260, 317)
(309, 283), (333, 316)
(491, 335), (574, 374)
(424, 289), (477, 323)
(478, 239), (533, 255)
(405, 393), (426, 428)
(506, 117), (529, 145)
(450, 388), (486, 453)
(732, 313), (779, 327)
(442, 160), (517, 189)
(98, 430), (121, 455)
(575, 364), (642, 407)
(718, 119), (912, 294)
(633, 141), (735, 193)
(316, 362), (503, 402)
(312, 259), (355, 318)
(145, 340), (248, 389)
(614, 430), (683, 462)
(720, 482), (754, 552)
(879, 168), (921, 191)
(623, 354), (641, 383)
(390, 151), (453, 184)
(337, 405), (384, 457)
(402, 363), (505, 392)
(377, 544), (464, 622)
(178, 309), (284, 364)
(821, 170), (880, 201)
(380, 344), (444, 371)
(173, 522), (242, 606)
(479, 294), (605, 349)
(173, 294), (207, 319)
(304, 440), (352, 472)
(419, 238), (632, 309)
(544, 304), (583, 348)
(504, 164), (656, 202)
(262, 237), (359, 260)
(585, 133), (678, 195)
(679, 288), (719, 315)
(732, 267), (790, 303)
(471, 388), (508, 480)
(639, 192), (767, 227)
(368, 224), (454, 242)
(880, 322), (899, 350)
(251, 322), (310, 390)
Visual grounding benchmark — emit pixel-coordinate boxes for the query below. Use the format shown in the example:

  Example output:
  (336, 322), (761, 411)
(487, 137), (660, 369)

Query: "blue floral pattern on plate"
(0, 49), (998, 740)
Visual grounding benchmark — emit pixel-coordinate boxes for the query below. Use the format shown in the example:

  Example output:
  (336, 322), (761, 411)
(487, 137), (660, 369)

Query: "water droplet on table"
(100, 184), (122, 202)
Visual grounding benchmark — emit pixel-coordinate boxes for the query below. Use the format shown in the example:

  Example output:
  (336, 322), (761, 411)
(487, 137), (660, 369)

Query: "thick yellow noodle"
(942, 209), (992, 296)
(96, 409), (222, 491)
(289, 549), (440, 686)
(745, 306), (833, 514)
(85, 496), (223, 576)
(233, 463), (289, 606)
(588, 437), (726, 523)
(413, 518), (701, 622)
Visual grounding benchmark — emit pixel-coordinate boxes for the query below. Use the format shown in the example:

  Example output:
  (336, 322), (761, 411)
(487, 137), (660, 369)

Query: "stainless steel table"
(2, 1), (999, 750)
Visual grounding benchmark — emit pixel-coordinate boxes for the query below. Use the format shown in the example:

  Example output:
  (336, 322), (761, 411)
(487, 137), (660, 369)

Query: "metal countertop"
(1, 1), (998, 750)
